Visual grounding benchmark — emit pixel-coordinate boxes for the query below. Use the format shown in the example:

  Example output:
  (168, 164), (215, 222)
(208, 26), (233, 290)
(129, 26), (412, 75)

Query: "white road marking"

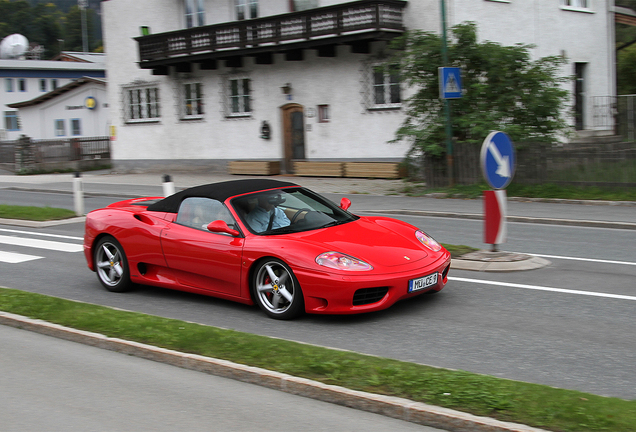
(449, 276), (636, 301)
(0, 251), (43, 263)
(0, 235), (82, 253)
(528, 253), (636, 267)
(0, 228), (83, 241)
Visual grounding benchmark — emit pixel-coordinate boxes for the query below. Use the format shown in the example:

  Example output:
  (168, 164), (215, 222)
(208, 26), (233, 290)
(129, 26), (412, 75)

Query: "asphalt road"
(0, 324), (438, 432)
(0, 188), (634, 400)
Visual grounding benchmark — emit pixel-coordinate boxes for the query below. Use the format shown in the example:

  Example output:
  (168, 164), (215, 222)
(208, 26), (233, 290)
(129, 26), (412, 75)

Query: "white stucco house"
(1, 53), (106, 141)
(101, 0), (621, 173)
(7, 76), (109, 140)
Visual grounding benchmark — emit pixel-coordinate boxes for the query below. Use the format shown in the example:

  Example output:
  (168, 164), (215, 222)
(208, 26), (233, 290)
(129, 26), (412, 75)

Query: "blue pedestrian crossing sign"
(439, 67), (462, 99)
(480, 131), (516, 189)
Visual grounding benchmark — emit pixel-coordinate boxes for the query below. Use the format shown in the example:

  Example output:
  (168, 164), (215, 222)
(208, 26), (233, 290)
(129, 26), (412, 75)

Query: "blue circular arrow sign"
(480, 131), (515, 189)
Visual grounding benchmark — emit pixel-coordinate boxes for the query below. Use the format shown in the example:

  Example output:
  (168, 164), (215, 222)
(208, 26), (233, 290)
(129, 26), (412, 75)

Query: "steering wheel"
(291, 208), (311, 224)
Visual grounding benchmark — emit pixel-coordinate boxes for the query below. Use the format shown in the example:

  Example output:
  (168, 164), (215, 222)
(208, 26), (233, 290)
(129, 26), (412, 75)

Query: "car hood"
(297, 217), (429, 268)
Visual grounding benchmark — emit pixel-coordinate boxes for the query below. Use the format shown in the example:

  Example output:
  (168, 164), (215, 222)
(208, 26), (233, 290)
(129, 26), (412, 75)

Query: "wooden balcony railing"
(136, 0), (407, 64)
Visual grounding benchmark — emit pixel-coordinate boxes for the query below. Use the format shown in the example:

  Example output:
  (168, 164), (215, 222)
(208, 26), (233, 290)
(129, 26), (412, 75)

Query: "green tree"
(618, 44), (636, 95)
(616, 1), (636, 95)
(389, 22), (570, 158)
(0, 0), (33, 39)
(64, 4), (95, 52)
(31, 2), (64, 58)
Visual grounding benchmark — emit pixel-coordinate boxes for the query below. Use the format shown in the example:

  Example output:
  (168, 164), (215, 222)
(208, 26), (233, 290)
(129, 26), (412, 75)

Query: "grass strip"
(1, 287), (633, 432)
(0, 204), (76, 221)
(442, 243), (479, 259)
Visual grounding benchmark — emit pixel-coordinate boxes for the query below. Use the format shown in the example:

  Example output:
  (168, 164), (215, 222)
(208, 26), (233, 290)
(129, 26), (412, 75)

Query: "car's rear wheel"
(252, 259), (304, 319)
(94, 236), (131, 293)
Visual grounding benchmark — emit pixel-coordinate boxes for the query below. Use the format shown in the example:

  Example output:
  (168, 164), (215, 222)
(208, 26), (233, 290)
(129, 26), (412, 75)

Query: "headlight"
(416, 230), (442, 252)
(315, 252), (373, 271)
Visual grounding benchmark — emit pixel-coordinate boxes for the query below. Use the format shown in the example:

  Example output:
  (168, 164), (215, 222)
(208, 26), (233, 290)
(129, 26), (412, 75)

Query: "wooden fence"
(0, 136), (111, 173)
(422, 141), (636, 188)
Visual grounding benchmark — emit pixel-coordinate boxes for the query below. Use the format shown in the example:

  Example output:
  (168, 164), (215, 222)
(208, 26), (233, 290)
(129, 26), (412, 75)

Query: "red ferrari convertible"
(84, 179), (451, 319)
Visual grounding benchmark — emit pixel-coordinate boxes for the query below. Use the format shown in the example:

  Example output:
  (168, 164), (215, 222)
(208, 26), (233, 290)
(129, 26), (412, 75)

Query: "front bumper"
(295, 253), (452, 314)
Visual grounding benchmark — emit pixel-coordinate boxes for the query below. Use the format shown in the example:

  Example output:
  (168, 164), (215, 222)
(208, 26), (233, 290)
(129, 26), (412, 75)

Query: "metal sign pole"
(440, 0), (454, 187)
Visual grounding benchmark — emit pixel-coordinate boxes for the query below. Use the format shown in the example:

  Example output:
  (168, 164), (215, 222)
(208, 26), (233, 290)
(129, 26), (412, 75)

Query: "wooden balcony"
(136, 0), (407, 73)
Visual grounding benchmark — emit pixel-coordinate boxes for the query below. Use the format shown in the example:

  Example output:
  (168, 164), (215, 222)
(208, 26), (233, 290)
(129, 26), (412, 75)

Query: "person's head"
(257, 192), (285, 211)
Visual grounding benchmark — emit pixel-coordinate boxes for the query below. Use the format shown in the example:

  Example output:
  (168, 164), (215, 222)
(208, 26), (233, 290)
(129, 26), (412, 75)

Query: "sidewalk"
(0, 311), (548, 432)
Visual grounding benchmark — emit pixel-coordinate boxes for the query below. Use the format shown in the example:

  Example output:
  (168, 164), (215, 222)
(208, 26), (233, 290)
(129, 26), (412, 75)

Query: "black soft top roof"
(147, 179), (298, 213)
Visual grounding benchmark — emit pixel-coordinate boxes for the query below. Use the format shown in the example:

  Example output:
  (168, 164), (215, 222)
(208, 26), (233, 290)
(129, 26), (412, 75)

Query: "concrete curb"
(372, 210), (636, 230)
(507, 196), (636, 207)
(0, 216), (85, 228)
(0, 311), (547, 432)
(452, 256), (551, 272)
(421, 194), (636, 207)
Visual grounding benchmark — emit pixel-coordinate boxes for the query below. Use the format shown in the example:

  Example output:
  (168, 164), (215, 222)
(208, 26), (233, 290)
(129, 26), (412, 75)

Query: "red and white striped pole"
(483, 189), (507, 252)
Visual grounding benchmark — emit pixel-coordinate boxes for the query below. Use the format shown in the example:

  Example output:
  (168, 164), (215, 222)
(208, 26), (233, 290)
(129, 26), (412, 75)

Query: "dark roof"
(147, 179), (298, 213)
(7, 76), (106, 109)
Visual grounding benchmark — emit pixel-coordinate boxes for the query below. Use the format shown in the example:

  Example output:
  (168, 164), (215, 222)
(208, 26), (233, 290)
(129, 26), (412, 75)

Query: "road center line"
(527, 253), (636, 266)
(449, 276), (636, 301)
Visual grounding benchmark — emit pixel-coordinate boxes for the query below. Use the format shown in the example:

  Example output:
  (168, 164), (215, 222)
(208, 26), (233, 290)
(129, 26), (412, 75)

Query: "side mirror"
(207, 220), (240, 237)
(340, 197), (351, 211)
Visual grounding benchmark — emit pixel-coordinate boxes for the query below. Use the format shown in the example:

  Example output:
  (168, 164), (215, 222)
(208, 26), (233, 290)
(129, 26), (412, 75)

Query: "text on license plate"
(408, 272), (438, 293)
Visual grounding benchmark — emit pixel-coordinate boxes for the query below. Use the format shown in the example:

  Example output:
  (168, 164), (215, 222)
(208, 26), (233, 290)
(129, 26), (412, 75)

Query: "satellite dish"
(0, 34), (29, 59)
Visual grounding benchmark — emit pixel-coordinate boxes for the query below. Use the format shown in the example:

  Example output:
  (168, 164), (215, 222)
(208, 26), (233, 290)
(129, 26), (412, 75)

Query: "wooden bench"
(293, 161), (344, 177)
(344, 162), (402, 179)
(228, 160), (280, 175)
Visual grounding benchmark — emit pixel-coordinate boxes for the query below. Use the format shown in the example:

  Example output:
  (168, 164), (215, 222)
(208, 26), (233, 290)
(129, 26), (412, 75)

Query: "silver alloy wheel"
(254, 260), (296, 315)
(96, 240), (125, 288)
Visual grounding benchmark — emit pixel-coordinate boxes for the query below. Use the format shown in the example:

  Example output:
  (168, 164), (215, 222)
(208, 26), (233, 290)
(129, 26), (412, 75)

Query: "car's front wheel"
(94, 236), (132, 292)
(252, 259), (304, 319)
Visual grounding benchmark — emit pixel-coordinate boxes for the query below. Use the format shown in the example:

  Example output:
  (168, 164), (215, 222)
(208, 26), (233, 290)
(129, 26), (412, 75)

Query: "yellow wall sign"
(85, 96), (97, 110)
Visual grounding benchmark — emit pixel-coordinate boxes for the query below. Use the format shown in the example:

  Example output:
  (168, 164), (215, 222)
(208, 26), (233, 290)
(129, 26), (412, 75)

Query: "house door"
(282, 104), (305, 173)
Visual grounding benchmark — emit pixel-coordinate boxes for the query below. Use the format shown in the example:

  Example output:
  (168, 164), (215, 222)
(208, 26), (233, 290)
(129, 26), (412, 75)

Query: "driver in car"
(245, 192), (291, 233)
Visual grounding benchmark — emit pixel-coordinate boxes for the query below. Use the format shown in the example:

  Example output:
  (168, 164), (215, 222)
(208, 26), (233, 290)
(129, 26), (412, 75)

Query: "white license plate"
(408, 272), (438, 293)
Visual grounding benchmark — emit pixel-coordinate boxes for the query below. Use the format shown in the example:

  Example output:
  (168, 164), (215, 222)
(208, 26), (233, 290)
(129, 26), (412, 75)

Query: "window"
(184, 0), (205, 28)
(40, 79), (47, 92)
(560, 0), (590, 9)
(318, 105), (330, 123)
(18, 79), (26, 92)
(176, 197), (236, 232)
(226, 77), (251, 117)
(124, 85), (161, 122)
(71, 119), (81, 135)
(183, 82), (204, 118)
(366, 64), (401, 109)
(291, 0), (318, 11)
(55, 119), (65, 136)
(4, 111), (19, 131)
(51, 79), (58, 90)
(5, 78), (14, 92)
(235, 0), (258, 20)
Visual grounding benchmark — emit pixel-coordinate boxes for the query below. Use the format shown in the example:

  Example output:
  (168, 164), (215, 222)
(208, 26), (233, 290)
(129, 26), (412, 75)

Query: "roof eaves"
(7, 76), (106, 109)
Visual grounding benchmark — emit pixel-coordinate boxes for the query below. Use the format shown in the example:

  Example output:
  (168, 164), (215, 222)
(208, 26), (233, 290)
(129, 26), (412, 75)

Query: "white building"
(7, 77), (109, 140)
(101, 0), (620, 173)
(1, 53), (106, 141)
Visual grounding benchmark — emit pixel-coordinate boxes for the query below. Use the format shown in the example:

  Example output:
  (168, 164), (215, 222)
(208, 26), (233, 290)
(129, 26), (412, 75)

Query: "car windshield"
(231, 187), (358, 235)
